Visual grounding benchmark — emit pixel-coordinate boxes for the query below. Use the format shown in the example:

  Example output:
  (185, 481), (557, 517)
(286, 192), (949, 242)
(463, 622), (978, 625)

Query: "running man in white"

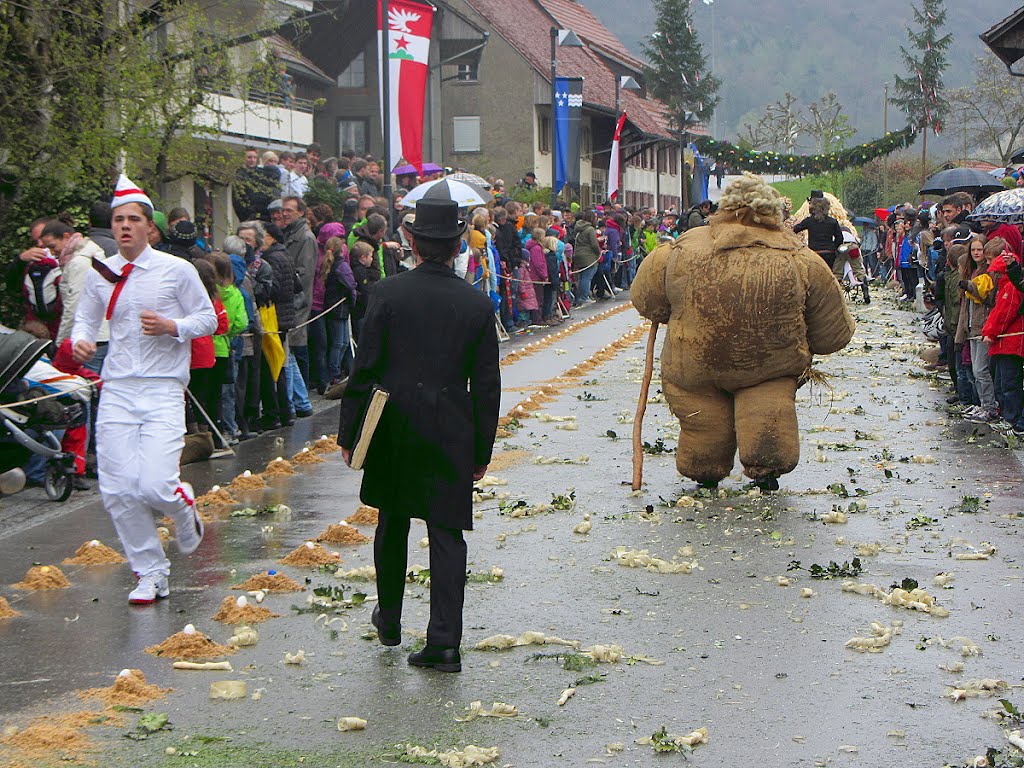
(71, 176), (217, 604)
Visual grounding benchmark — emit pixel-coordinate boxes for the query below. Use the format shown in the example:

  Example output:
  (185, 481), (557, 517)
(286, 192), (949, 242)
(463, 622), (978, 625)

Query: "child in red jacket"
(982, 249), (1024, 437)
(52, 339), (100, 483)
(188, 260), (228, 435)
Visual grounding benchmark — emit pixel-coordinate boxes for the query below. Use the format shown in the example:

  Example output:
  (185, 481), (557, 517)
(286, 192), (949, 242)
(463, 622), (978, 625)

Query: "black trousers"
(900, 266), (918, 300)
(375, 511), (466, 649)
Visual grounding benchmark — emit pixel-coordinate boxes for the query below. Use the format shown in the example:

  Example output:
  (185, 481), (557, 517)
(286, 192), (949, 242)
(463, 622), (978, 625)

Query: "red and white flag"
(378, 0), (434, 173)
(607, 112), (627, 202)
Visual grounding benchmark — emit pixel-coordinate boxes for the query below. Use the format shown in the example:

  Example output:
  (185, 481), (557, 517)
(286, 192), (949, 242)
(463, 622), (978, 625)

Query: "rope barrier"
(287, 296), (348, 334)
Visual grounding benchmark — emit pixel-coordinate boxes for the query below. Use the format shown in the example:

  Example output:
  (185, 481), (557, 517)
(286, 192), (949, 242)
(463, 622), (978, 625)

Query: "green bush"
(303, 177), (351, 217)
(842, 173), (880, 217)
(0, 173), (108, 327)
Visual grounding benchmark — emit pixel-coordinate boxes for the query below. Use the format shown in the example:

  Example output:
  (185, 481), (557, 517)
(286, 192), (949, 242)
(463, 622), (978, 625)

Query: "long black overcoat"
(337, 261), (501, 530)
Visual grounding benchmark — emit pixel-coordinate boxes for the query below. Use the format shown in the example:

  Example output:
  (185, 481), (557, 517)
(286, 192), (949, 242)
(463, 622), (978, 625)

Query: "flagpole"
(381, 0), (393, 201)
(550, 26), (558, 209)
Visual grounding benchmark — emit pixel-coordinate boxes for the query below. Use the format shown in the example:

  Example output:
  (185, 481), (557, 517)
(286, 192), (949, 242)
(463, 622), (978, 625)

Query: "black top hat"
(404, 199), (466, 240)
(808, 190), (825, 200)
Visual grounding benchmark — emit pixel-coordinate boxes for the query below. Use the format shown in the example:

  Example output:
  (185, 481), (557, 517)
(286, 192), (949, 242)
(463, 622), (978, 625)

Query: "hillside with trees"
(582, 0), (1009, 146)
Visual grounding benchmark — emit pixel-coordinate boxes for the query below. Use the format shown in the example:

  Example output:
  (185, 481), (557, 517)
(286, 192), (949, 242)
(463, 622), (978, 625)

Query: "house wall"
(314, 37), (382, 159)
(441, 0), (537, 182)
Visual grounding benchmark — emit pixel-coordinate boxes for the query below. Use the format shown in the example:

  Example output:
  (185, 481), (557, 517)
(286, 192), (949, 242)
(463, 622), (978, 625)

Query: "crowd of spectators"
(5, 142), (721, 488)
(849, 191), (1024, 440)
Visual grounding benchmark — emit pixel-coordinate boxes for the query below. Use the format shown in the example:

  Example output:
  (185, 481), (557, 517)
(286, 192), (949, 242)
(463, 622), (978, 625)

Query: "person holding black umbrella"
(338, 199), (501, 673)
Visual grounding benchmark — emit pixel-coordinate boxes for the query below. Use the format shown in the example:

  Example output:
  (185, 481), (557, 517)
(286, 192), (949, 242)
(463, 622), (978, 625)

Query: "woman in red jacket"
(982, 249), (1024, 437)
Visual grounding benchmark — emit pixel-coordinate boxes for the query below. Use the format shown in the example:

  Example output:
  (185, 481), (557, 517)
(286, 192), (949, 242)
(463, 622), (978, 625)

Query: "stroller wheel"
(44, 464), (73, 502)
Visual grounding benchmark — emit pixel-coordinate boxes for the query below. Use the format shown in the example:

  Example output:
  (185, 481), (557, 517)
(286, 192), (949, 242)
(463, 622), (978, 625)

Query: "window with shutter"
(452, 116), (481, 153)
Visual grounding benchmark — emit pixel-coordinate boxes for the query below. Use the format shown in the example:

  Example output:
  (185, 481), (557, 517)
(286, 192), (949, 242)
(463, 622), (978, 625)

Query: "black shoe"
(237, 431), (258, 442)
(946, 395), (960, 405)
(753, 476), (780, 492)
(281, 417), (294, 427)
(408, 645), (461, 673)
(295, 408), (313, 418)
(259, 419), (281, 431)
(371, 605), (402, 646)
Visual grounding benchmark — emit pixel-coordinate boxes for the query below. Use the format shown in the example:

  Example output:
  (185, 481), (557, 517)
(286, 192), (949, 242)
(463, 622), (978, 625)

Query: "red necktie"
(105, 263), (135, 320)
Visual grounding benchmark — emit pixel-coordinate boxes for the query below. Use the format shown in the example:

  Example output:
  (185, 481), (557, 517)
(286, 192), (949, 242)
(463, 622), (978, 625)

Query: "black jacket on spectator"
(358, 177), (382, 198)
(793, 216), (844, 253)
(351, 261), (379, 322)
(493, 221), (523, 269)
(337, 261), (501, 530)
(248, 254), (274, 308)
(262, 242), (300, 331)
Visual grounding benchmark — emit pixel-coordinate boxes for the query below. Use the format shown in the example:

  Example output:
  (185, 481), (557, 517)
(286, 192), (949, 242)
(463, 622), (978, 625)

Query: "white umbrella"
(445, 171), (490, 188)
(398, 178), (489, 208)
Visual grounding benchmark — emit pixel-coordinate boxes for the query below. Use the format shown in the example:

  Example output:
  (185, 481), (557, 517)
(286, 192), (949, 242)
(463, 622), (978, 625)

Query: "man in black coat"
(338, 199), (501, 673)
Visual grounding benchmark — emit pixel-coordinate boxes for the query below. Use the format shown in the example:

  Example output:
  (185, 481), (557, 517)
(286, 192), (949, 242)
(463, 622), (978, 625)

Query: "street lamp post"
(613, 74), (640, 205)
(550, 27), (582, 208)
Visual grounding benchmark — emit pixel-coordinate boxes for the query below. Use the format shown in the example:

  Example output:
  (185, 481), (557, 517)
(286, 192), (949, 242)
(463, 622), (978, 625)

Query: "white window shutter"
(452, 117), (481, 152)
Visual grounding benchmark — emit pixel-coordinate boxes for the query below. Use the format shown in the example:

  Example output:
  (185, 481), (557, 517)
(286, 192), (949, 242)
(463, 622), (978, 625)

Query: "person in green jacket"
(207, 252), (249, 447)
(571, 211), (601, 306)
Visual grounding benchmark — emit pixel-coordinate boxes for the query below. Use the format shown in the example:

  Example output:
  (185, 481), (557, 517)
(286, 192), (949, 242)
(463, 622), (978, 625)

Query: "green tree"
(0, 0), (291, 319)
(641, 0), (721, 130)
(801, 93), (856, 154)
(739, 92), (802, 151)
(0, 4), (286, 204)
(891, 0), (952, 183)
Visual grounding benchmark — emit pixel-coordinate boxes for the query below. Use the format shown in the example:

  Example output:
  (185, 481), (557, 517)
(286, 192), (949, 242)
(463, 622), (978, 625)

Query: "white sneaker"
(174, 482), (204, 555)
(129, 573), (169, 605)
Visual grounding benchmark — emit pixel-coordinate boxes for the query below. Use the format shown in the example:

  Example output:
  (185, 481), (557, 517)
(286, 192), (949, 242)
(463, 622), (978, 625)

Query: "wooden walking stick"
(632, 321), (660, 491)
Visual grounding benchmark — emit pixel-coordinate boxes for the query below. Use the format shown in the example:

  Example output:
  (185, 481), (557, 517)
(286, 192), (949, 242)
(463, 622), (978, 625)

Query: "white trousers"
(97, 378), (191, 578)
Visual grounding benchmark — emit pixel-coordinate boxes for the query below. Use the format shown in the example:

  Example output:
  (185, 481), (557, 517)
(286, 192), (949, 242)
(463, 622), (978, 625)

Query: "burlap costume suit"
(632, 174), (855, 486)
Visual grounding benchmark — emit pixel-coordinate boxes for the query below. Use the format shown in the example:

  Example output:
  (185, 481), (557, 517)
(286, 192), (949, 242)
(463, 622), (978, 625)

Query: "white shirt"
(281, 169), (307, 198)
(71, 246), (218, 385)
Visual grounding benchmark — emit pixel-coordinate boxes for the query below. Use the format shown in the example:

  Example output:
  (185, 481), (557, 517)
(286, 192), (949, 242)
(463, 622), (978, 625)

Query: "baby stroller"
(0, 330), (88, 501)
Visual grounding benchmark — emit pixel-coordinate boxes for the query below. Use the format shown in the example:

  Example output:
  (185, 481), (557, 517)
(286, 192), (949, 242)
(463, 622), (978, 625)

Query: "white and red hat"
(111, 174), (153, 211)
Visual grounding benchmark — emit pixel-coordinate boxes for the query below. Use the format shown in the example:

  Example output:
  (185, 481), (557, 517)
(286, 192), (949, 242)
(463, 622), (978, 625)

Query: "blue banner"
(554, 77), (569, 197)
(690, 143), (710, 204)
(554, 77), (582, 200)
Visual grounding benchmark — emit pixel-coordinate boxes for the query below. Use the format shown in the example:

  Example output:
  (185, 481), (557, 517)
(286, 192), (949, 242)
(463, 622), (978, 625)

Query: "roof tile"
(533, 0), (646, 71)
(464, 0), (677, 139)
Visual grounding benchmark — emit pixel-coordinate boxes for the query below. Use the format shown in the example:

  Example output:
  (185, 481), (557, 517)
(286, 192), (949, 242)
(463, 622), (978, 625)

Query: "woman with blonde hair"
(956, 235), (1000, 424)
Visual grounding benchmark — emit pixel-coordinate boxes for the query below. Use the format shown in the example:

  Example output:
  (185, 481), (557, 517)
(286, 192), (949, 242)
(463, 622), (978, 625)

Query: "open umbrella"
(852, 216), (877, 227)
(873, 208), (891, 221)
(445, 171), (490, 188)
(920, 168), (1005, 196)
(398, 178), (489, 209)
(967, 188), (1024, 225)
(392, 162), (444, 176)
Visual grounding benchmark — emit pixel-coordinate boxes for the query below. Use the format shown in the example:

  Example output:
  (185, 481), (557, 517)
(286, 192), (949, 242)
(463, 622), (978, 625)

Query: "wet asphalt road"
(0, 289), (1022, 768)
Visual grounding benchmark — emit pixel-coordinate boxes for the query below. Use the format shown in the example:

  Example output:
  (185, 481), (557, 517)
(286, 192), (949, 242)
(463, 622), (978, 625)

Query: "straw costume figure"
(631, 173), (855, 490)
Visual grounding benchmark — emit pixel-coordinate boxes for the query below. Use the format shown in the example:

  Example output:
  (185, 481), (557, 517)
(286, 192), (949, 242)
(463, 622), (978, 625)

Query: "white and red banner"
(607, 112), (627, 202)
(378, 0), (434, 173)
